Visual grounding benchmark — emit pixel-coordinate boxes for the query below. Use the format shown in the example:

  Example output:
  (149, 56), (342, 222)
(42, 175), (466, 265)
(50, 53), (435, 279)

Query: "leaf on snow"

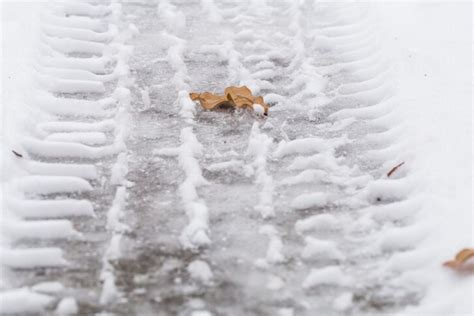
(443, 248), (474, 273)
(190, 85), (269, 116)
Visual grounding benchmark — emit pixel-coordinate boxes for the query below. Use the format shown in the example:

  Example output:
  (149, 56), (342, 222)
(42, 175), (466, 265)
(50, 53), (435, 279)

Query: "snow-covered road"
(1, 0), (472, 315)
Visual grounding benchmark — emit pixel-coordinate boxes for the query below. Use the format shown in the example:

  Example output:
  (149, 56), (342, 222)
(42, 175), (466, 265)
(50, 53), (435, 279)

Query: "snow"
(332, 292), (353, 312)
(22, 161), (98, 180)
(290, 192), (328, 210)
(11, 199), (95, 219)
(22, 137), (124, 159)
(106, 186), (128, 233)
(13, 176), (92, 195)
(200, 0), (221, 24)
(34, 90), (115, 117)
(279, 169), (327, 186)
(1, 0), (472, 314)
(206, 160), (245, 173)
(37, 120), (116, 133)
(177, 130), (210, 249)
(0, 288), (54, 314)
(31, 282), (65, 294)
(287, 153), (341, 172)
(360, 177), (414, 203)
(367, 197), (422, 223)
(295, 214), (341, 235)
(3, 219), (80, 241)
(373, 3), (473, 313)
(274, 137), (329, 158)
(110, 152), (129, 185)
(247, 123), (275, 218)
(157, 0), (186, 34)
(187, 260), (213, 284)
(302, 266), (352, 289)
(190, 311), (213, 316)
(252, 103), (265, 116)
(45, 132), (108, 145)
(301, 237), (345, 262)
(259, 225), (285, 264)
(2, 248), (68, 269)
(55, 297), (79, 315)
(277, 308), (294, 316)
(266, 274), (285, 291)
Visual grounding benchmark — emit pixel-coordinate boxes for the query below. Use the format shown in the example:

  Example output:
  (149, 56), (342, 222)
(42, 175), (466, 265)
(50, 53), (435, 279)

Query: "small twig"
(387, 162), (405, 177)
(12, 150), (23, 158)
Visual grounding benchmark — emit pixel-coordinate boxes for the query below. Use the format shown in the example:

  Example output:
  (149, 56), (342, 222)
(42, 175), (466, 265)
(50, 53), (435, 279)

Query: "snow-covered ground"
(1, 0), (472, 315)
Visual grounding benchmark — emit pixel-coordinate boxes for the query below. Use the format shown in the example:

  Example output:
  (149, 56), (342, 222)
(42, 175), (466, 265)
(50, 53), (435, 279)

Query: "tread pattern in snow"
(1, 0), (135, 314)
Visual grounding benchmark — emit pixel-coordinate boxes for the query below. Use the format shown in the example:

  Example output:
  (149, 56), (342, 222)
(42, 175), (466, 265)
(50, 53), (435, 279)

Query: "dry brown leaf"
(190, 92), (230, 110)
(190, 86), (269, 115)
(443, 248), (474, 273)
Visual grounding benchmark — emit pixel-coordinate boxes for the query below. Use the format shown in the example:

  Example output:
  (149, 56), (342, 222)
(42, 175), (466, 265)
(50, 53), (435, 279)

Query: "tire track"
(0, 0), (135, 314)
(85, 1), (420, 315)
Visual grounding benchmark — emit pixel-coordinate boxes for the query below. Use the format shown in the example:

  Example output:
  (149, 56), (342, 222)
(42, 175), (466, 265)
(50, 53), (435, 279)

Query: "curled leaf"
(443, 248), (474, 273)
(190, 86), (269, 115)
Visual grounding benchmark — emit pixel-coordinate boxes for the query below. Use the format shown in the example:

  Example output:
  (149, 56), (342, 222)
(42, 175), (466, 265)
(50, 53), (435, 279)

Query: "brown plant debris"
(190, 86), (269, 116)
(443, 248), (474, 273)
(387, 162), (405, 177)
(12, 150), (23, 158)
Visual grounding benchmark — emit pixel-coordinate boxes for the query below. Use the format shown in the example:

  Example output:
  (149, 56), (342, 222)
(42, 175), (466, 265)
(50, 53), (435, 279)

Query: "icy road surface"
(2, 0), (471, 315)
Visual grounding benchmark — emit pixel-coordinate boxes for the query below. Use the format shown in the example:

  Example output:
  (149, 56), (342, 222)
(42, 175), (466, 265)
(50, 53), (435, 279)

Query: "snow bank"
(372, 3), (473, 313)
